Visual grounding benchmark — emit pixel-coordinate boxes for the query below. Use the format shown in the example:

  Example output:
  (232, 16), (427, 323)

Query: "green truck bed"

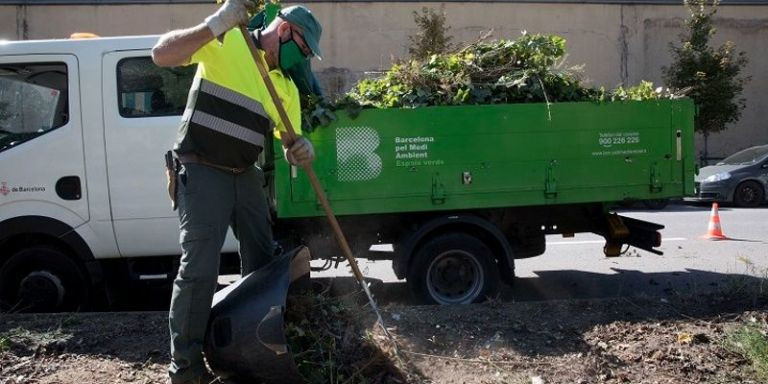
(273, 99), (695, 218)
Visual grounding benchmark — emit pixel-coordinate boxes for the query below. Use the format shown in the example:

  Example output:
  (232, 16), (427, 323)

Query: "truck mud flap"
(204, 246), (311, 383)
(603, 214), (664, 256)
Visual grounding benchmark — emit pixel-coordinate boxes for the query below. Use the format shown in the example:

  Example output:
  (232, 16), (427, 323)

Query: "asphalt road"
(311, 202), (768, 304)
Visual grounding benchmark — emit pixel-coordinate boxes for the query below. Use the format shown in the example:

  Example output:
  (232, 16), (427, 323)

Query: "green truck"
(268, 99), (695, 304)
(0, 34), (694, 313)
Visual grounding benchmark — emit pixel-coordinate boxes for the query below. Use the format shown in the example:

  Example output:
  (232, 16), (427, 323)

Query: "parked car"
(689, 144), (768, 207)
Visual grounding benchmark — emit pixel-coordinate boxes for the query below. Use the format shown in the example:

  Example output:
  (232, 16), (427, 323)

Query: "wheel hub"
(427, 251), (483, 304)
(19, 271), (65, 310)
(743, 187), (755, 202)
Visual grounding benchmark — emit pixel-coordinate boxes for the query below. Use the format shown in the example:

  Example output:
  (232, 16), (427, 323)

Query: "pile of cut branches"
(285, 289), (410, 384)
(348, 33), (590, 108)
(302, 32), (682, 130)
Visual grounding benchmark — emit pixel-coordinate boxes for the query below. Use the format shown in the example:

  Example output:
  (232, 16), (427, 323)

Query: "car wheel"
(408, 233), (499, 305)
(734, 181), (764, 208)
(0, 245), (88, 312)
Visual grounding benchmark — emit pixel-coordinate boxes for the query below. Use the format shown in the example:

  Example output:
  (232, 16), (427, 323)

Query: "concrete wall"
(1, 2), (766, 159)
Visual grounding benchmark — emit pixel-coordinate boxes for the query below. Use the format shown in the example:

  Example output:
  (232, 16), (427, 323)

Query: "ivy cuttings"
(302, 32), (685, 132)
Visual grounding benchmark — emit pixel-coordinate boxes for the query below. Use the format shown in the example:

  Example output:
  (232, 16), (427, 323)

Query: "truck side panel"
(274, 100), (695, 218)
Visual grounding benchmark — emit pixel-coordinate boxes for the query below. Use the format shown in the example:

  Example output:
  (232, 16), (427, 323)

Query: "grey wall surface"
(1, 1), (766, 159)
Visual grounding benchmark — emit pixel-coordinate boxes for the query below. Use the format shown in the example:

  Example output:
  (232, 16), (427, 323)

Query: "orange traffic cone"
(701, 202), (728, 240)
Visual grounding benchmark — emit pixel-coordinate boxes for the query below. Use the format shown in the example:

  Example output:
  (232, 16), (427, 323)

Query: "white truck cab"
(0, 35), (239, 311)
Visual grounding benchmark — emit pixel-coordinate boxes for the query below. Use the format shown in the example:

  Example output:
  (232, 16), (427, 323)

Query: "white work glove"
(204, 0), (256, 38)
(285, 137), (315, 167)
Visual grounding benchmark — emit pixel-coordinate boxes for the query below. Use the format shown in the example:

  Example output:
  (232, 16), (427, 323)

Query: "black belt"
(176, 153), (251, 174)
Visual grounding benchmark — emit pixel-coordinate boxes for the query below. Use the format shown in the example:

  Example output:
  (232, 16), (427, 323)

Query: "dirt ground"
(1, 283), (767, 384)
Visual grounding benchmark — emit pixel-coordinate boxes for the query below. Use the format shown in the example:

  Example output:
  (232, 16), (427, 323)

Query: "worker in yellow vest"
(151, 1), (322, 383)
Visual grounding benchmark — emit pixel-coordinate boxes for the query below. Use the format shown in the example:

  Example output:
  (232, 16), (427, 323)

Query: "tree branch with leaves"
(408, 7), (453, 60)
(662, 0), (749, 163)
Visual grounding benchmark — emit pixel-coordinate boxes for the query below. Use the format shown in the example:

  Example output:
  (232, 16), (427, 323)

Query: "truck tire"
(734, 181), (764, 208)
(407, 233), (499, 305)
(0, 245), (88, 312)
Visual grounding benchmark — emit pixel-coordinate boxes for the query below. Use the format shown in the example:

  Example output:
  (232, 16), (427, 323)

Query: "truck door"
(0, 55), (88, 226)
(102, 51), (183, 256)
(102, 51), (241, 257)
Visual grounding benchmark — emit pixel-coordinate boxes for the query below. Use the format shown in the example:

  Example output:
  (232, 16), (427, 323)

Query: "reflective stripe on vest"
(191, 111), (265, 148)
(199, 80), (272, 123)
(188, 78), (272, 147)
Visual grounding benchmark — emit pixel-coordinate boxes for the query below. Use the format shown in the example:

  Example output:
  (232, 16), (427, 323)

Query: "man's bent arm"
(152, 24), (214, 67)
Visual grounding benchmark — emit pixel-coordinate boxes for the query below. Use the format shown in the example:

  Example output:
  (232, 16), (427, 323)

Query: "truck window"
(0, 62), (68, 153)
(117, 57), (194, 118)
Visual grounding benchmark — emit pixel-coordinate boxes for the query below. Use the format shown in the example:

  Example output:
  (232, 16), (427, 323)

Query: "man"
(248, 3), (324, 99)
(151, 1), (322, 383)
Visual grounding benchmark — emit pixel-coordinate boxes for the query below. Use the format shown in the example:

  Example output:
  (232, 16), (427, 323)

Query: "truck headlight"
(704, 172), (731, 183)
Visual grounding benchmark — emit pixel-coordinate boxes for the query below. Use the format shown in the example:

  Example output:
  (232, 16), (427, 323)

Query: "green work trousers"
(168, 163), (274, 382)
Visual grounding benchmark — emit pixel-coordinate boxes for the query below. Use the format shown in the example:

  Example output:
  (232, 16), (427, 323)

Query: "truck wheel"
(0, 246), (88, 312)
(408, 233), (499, 305)
(734, 181), (764, 208)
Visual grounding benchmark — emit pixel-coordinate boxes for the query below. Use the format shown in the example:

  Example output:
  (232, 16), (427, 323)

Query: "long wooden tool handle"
(238, 26), (401, 358)
(237, 26), (367, 286)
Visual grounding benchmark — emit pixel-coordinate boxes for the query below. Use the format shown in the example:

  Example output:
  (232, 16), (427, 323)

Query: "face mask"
(279, 31), (308, 72)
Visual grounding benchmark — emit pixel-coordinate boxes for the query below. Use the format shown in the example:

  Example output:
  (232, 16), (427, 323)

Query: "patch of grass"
(0, 326), (72, 354)
(722, 256), (768, 305)
(0, 334), (10, 352)
(725, 322), (768, 379)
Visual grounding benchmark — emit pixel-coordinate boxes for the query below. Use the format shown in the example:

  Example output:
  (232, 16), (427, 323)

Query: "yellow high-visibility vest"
(175, 28), (300, 168)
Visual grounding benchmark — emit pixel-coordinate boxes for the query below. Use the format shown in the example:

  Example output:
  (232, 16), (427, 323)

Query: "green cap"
(279, 5), (323, 60)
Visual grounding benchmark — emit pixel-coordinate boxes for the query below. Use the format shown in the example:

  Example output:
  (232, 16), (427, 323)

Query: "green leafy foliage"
(347, 33), (595, 109)
(596, 81), (679, 102)
(302, 32), (682, 131)
(301, 94), (361, 129)
(662, 0), (749, 142)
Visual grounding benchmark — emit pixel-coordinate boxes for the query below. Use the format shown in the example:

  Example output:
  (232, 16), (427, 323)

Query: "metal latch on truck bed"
(432, 173), (446, 204)
(650, 162), (662, 192)
(545, 160), (557, 198)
